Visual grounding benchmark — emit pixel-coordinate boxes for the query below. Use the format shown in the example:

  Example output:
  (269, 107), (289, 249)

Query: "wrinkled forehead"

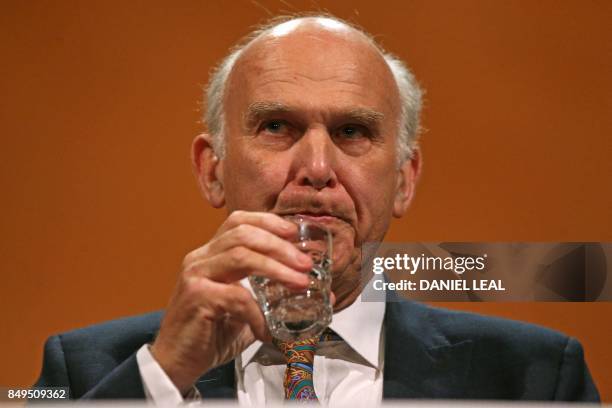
(225, 19), (401, 119)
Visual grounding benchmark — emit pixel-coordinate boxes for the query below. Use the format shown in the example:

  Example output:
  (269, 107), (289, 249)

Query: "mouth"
(290, 213), (340, 224)
(279, 211), (353, 229)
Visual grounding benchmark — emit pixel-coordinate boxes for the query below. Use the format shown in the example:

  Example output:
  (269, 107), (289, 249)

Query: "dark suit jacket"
(34, 299), (600, 401)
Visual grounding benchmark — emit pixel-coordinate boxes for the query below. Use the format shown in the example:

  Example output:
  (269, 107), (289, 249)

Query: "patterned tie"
(274, 330), (342, 402)
(275, 337), (319, 402)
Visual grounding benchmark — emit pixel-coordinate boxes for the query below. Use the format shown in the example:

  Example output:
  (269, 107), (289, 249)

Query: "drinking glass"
(249, 217), (333, 341)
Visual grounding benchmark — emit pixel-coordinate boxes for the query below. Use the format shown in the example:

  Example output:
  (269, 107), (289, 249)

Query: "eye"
(261, 120), (288, 134)
(336, 124), (369, 140)
(255, 119), (298, 149)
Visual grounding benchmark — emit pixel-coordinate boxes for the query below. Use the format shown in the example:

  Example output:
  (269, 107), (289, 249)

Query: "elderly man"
(35, 15), (599, 404)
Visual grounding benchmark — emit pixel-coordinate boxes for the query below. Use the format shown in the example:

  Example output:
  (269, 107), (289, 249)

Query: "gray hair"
(204, 15), (423, 165)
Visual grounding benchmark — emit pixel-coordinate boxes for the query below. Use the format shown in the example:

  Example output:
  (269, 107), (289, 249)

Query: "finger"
(201, 280), (270, 341)
(184, 211), (299, 267)
(186, 247), (310, 288)
(215, 211), (297, 239)
(205, 224), (312, 271)
(226, 315), (272, 344)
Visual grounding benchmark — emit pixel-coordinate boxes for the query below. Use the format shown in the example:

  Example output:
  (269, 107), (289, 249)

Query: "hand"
(150, 211), (312, 394)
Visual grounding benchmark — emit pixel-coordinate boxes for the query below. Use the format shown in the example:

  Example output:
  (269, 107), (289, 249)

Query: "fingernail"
(297, 252), (311, 265)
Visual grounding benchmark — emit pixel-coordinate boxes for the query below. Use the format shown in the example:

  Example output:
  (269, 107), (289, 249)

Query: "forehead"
(225, 23), (401, 120)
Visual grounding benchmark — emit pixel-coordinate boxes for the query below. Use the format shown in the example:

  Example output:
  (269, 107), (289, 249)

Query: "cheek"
(340, 160), (398, 236)
(223, 147), (289, 212)
(361, 167), (397, 203)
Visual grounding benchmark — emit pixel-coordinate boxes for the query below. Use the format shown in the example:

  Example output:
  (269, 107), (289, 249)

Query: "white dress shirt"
(136, 285), (385, 406)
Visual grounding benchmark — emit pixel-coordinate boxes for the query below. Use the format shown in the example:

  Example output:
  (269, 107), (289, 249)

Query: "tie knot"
(274, 337), (319, 365)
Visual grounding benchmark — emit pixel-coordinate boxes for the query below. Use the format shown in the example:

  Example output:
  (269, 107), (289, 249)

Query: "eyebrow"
(244, 101), (291, 129)
(243, 101), (385, 130)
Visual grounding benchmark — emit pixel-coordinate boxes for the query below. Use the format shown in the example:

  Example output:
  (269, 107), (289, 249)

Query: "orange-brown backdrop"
(1, 0), (611, 401)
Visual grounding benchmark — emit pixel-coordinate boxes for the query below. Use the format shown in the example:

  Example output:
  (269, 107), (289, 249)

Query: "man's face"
(209, 23), (415, 304)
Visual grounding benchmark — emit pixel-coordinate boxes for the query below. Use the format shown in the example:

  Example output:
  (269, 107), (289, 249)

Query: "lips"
(278, 211), (355, 235)
(274, 188), (357, 228)
(288, 213), (343, 225)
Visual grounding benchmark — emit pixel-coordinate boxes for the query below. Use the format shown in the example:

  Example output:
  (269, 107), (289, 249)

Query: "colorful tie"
(274, 329), (342, 402)
(275, 337), (319, 402)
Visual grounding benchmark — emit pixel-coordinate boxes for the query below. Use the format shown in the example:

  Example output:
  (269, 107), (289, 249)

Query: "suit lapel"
(383, 297), (474, 399)
(195, 361), (236, 399)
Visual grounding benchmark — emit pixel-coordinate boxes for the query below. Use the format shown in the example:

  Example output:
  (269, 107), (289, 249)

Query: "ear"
(191, 133), (225, 208)
(392, 148), (421, 218)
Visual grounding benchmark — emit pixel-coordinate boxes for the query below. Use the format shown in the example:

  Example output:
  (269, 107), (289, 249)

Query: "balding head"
(205, 15), (423, 166)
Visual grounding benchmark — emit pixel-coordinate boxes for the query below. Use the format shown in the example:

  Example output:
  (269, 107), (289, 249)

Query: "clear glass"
(249, 217), (333, 341)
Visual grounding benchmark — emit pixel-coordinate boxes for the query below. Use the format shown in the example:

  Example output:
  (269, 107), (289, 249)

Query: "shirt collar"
(240, 278), (385, 369)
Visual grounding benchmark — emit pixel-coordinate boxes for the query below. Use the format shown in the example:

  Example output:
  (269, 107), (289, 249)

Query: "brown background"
(1, 0), (611, 401)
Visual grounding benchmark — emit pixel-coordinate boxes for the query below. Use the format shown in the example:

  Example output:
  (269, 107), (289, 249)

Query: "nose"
(293, 126), (337, 190)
